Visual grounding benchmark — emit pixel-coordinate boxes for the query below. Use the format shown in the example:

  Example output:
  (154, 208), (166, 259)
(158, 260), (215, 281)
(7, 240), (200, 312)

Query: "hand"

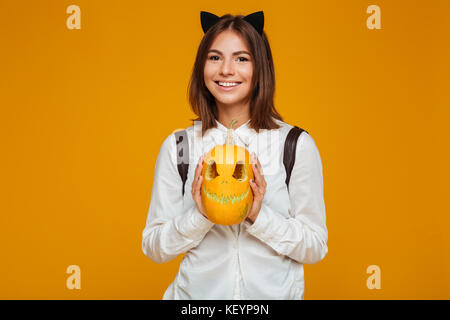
(246, 153), (266, 224)
(191, 154), (208, 219)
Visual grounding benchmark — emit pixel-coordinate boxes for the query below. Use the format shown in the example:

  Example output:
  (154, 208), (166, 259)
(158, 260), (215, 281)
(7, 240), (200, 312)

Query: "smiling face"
(203, 30), (254, 108)
(201, 144), (254, 225)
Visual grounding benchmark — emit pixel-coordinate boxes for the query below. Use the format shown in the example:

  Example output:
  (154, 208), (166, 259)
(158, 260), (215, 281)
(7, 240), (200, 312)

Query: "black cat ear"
(200, 11), (220, 34)
(243, 11), (264, 35)
(200, 11), (265, 36)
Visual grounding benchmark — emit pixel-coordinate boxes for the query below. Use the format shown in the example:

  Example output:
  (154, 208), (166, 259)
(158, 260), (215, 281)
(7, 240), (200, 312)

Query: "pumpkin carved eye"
(232, 161), (248, 182)
(205, 160), (219, 181)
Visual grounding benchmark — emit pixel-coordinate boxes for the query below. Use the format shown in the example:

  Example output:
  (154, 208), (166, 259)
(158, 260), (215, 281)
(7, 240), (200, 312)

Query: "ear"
(243, 11), (264, 35)
(200, 11), (220, 34)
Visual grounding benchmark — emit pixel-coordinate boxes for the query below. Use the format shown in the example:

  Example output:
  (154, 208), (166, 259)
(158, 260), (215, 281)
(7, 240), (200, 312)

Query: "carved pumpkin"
(201, 119), (254, 225)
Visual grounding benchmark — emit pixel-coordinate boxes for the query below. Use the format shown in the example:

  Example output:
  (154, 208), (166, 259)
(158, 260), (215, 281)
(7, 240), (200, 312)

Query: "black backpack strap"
(283, 126), (308, 191)
(174, 130), (189, 196)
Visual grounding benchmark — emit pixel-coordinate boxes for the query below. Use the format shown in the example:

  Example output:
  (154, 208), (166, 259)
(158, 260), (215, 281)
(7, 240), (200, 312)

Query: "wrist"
(198, 208), (208, 220)
(245, 213), (256, 224)
(201, 212), (209, 220)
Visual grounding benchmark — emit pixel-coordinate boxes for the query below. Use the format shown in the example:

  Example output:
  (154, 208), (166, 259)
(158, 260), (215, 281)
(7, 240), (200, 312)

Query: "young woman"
(142, 11), (328, 300)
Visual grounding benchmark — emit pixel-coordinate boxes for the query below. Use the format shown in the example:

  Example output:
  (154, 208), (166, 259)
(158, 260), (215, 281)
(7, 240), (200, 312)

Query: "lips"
(214, 81), (242, 90)
(215, 80), (242, 83)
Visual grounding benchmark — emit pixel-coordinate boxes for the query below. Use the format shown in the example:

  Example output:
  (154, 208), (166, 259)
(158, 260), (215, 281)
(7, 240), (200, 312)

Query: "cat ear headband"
(200, 11), (264, 36)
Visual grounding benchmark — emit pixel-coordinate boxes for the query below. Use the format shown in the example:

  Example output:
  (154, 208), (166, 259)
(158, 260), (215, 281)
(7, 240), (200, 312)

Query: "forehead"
(209, 30), (250, 52)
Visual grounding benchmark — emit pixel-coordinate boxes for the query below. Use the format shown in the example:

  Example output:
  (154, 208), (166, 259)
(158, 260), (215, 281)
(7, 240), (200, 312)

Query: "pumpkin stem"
(225, 118), (238, 145)
(229, 118), (238, 129)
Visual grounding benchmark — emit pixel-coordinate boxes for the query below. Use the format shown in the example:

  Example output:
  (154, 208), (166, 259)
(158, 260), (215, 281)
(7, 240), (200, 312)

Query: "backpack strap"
(283, 126), (308, 191)
(174, 130), (189, 196)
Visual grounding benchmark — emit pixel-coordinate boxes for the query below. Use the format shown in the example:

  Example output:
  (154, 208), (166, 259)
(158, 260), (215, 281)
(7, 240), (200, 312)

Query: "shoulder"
(273, 118), (314, 146)
(272, 118), (292, 134)
(158, 122), (200, 164)
(160, 122), (197, 147)
(155, 132), (178, 170)
(175, 121), (201, 142)
(157, 123), (202, 175)
(274, 120), (323, 168)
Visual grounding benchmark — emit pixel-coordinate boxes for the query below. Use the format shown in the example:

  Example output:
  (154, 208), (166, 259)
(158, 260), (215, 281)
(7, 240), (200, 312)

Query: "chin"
(215, 98), (246, 106)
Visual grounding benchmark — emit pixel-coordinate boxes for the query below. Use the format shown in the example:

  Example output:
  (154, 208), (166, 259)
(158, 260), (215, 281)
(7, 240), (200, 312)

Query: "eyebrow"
(207, 49), (251, 56)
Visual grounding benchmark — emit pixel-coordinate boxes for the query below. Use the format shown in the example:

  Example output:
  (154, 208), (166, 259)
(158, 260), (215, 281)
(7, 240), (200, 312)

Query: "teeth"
(203, 185), (249, 204)
(218, 82), (240, 87)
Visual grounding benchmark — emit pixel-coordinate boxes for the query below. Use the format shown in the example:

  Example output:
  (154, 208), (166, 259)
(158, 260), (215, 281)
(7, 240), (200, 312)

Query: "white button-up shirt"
(141, 118), (328, 299)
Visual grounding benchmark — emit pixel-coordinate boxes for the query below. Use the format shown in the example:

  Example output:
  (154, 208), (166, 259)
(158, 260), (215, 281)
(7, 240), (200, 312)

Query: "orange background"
(1, 0), (449, 299)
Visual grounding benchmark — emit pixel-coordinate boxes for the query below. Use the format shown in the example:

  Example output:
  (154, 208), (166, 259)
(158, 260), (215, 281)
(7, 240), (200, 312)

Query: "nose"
(219, 57), (234, 76)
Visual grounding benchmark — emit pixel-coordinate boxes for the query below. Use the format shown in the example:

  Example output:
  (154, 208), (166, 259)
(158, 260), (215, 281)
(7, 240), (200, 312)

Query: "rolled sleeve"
(174, 206), (215, 241)
(245, 203), (276, 241)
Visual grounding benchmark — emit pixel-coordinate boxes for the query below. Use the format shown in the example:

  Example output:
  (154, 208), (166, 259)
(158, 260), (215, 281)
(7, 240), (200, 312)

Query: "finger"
(255, 157), (264, 176)
(251, 155), (265, 187)
(192, 175), (199, 195)
(249, 179), (263, 199)
(196, 154), (206, 180)
(251, 153), (261, 172)
(192, 156), (204, 195)
(194, 154), (205, 179)
(255, 156), (267, 188)
(251, 158), (261, 186)
(197, 175), (203, 193)
(251, 152), (257, 166)
(249, 178), (257, 193)
(192, 174), (203, 197)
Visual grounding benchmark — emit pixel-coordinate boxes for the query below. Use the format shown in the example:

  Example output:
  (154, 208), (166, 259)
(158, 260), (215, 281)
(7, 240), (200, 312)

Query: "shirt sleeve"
(245, 132), (328, 264)
(141, 133), (215, 264)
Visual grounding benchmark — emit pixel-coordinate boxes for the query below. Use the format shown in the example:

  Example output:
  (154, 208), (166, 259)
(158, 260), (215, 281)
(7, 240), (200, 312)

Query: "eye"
(232, 161), (248, 182)
(208, 55), (220, 61)
(204, 160), (219, 180)
(237, 57), (249, 62)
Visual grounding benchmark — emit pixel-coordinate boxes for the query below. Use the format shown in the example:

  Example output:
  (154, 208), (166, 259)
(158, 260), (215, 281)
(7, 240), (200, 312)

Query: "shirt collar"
(215, 118), (250, 133)
(214, 119), (255, 148)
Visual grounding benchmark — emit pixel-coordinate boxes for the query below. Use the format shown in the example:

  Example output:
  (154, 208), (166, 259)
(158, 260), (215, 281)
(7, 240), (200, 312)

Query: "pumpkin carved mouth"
(202, 185), (250, 205)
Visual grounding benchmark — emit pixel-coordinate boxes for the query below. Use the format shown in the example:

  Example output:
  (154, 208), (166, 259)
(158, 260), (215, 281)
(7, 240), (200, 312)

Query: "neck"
(216, 101), (250, 129)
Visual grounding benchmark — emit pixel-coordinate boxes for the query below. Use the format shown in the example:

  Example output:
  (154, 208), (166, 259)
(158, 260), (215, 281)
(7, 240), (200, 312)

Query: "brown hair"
(188, 13), (283, 136)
